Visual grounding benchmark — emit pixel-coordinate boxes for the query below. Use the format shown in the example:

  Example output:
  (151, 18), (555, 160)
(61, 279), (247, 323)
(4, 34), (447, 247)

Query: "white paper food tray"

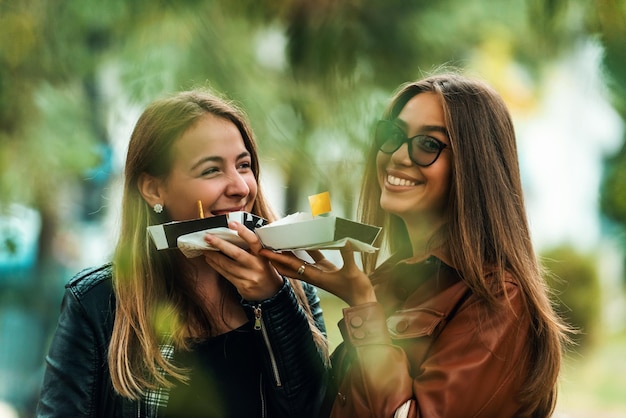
(147, 211), (266, 251)
(255, 216), (381, 252)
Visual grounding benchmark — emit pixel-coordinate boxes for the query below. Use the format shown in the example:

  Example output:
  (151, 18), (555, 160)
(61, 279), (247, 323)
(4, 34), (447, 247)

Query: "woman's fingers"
(259, 249), (305, 277)
(261, 245), (377, 306)
(307, 250), (327, 264)
(202, 222), (260, 259)
(338, 242), (358, 270)
(203, 231), (283, 300)
(259, 249), (332, 289)
(260, 248), (339, 293)
(229, 221), (264, 255)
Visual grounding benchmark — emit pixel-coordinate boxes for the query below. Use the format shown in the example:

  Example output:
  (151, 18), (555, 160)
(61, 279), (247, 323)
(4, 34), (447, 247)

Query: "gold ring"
(297, 264), (306, 276)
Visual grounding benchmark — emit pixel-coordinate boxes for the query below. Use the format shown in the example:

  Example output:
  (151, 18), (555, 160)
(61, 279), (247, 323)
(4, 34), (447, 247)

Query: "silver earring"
(153, 203), (163, 214)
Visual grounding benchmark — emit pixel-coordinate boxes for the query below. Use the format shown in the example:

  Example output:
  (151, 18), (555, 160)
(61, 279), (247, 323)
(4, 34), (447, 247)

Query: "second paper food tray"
(255, 216), (381, 251)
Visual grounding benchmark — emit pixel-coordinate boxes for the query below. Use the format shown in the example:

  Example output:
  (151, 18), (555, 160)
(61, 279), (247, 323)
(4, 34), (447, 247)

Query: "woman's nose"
(225, 172), (250, 197)
(391, 142), (412, 166)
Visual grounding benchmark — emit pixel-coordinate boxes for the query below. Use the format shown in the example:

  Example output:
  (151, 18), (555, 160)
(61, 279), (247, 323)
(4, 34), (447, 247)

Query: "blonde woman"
(37, 90), (329, 417)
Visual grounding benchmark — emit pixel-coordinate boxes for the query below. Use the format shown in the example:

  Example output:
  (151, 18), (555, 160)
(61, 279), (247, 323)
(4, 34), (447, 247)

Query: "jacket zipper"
(253, 305), (282, 387)
(259, 373), (266, 418)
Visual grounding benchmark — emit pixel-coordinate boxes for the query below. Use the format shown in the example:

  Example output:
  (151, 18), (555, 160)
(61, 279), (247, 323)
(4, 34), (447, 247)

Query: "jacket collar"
(373, 253), (464, 314)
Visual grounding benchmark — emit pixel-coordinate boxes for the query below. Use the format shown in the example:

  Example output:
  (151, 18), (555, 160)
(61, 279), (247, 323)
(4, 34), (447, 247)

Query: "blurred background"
(1, 0), (625, 416)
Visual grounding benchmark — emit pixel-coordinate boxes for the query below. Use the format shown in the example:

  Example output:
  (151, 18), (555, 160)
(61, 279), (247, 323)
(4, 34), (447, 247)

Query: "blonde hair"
(109, 89), (328, 398)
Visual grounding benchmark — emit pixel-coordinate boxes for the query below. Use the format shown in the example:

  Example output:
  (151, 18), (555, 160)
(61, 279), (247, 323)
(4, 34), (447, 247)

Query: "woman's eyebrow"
(421, 125), (449, 137)
(191, 155), (222, 171)
(393, 118), (409, 130)
(394, 118), (449, 137)
(191, 151), (251, 170)
(236, 151), (251, 160)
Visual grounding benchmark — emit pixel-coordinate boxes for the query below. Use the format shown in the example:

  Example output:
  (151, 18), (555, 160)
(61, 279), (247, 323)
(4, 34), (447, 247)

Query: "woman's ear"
(137, 172), (164, 208)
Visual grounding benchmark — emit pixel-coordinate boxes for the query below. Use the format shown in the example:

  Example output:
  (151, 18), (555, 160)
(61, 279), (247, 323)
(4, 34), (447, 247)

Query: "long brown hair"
(109, 89), (328, 399)
(359, 73), (570, 416)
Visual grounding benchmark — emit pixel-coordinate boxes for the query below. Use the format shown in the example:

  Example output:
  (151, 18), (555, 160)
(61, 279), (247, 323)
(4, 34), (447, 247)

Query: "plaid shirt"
(139, 339), (175, 417)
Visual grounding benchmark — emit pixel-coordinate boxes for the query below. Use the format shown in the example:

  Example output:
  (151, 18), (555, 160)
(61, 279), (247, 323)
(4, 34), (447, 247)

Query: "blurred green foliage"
(0, 0), (625, 260)
(542, 245), (602, 347)
(595, 0), (626, 235)
(2, 3), (625, 415)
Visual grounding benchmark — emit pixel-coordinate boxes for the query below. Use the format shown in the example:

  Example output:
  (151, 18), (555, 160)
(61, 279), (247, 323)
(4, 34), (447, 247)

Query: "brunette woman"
(263, 73), (569, 417)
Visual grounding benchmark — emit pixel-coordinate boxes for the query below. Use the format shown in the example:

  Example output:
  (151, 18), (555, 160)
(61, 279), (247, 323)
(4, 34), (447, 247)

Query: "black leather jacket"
(36, 264), (328, 417)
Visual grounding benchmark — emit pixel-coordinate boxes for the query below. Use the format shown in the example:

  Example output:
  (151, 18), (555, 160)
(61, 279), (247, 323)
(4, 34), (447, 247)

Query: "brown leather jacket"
(327, 255), (531, 418)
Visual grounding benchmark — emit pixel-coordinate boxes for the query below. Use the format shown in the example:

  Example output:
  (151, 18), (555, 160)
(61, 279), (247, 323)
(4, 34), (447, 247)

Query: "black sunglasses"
(374, 120), (447, 167)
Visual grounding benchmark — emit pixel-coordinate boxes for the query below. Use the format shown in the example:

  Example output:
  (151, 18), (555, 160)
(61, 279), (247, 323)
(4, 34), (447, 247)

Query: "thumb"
(339, 242), (358, 270)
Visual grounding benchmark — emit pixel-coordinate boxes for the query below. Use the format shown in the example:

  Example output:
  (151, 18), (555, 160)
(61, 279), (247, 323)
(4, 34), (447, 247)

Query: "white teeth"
(387, 174), (416, 187)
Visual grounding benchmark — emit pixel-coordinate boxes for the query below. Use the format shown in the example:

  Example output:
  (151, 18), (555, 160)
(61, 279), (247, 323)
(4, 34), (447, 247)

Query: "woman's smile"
(385, 172), (419, 188)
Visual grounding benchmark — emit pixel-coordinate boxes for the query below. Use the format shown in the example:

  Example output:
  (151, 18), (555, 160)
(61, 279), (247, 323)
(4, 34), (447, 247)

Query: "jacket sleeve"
(242, 279), (329, 418)
(36, 287), (105, 417)
(36, 267), (117, 418)
(331, 282), (529, 418)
